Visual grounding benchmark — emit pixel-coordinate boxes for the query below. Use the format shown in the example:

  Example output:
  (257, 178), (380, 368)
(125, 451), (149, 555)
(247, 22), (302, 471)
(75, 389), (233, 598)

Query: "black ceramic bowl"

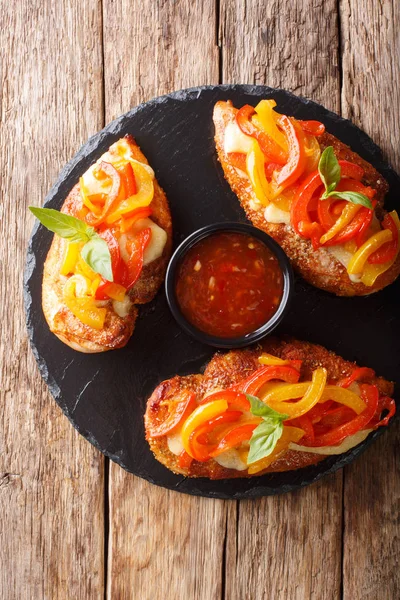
(165, 222), (294, 348)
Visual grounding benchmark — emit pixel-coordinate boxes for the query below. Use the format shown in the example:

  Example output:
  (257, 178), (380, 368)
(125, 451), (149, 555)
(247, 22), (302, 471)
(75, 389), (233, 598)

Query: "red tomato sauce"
(175, 232), (284, 338)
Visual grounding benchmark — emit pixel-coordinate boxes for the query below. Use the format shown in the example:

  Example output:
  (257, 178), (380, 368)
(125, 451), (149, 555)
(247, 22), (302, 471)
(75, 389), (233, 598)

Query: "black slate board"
(24, 85), (400, 499)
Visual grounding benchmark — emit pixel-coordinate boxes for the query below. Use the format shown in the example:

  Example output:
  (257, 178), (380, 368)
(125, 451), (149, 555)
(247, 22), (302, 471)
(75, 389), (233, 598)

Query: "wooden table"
(1, 1), (399, 598)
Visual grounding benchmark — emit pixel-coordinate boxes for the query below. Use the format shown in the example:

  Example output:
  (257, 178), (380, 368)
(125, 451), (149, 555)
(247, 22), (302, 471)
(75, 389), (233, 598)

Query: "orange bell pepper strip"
(120, 227), (152, 290)
(227, 152), (247, 171)
(86, 162), (123, 226)
(188, 411), (243, 461)
(273, 115), (307, 189)
(180, 400), (228, 458)
(118, 162), (137, 196)
(236, 105), (288, 165)
(119, 206), (153, 233)
(209, 423), (259, 458)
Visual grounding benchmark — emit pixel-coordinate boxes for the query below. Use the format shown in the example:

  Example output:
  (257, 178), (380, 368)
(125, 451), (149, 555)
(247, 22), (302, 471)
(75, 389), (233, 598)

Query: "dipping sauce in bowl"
(175, 231), (284, 338)
(165, 222), (293, 348)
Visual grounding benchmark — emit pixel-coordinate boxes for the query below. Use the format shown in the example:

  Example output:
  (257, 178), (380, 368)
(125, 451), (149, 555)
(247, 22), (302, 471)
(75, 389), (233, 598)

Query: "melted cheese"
(264, 204), (291, 224)
(119, 218), (167, 267)
(289, 429), (372, 455)
(223, 122), (253, 154)
(112, 296), (133, 318)
(167, 430), (184, 456)
(326, 246), (361, 283)
(214, 449), (248, 471)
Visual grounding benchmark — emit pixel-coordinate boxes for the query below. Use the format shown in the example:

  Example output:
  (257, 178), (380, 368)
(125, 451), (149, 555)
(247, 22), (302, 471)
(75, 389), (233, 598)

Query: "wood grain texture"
(103, 2), (222, 599)
(341, 1), (400, 598)
(220, 1), (343, 598)
(102, 0), (220, 121)
(219, 0), (340, 110)
(0, 1), (105, 598)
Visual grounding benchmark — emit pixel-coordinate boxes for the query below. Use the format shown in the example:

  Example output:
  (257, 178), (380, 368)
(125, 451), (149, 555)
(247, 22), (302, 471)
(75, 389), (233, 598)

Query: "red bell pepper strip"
(322, 206), (374, 246)
(147, 390), (197, 438)
(290, 170), (325, 247)
(298, 120), (325, 136)
(314, 405), (357, 431)
(236, 105), (288, 165)
(369, 396), (396, 428)
(301, 383), (379, 447)
(338, 367), (376, 389)
(368, 213), (399, 264)
(209, 423), (259, 457)
(337, 160), (364, 181)
(86, 162), (123, 226)
(120, 227), (152, 290)
(178, 450), (193, 469)
(198, 390), (250, 412)
(287, 414), (315, 442)
(273, 115), (307, 189)
(189, 411), (242, 461)
(117, 162), (137, 196)
(240, 365), (301, 396)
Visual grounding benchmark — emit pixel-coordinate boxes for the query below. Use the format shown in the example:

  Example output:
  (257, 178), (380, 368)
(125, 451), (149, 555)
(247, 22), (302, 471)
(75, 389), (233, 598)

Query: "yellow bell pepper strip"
(247, 426), (305, 474)
(246, 140), (272, 205)
(253, 99), (288, 152)
(80, 177), (102, 214)
(347, 229), (393, 275)
(319, 386), (366, 415)
(262, 367), (327, 419)
(180, 400), (228, 458)
(105, 161), (154, 224)
(361, 255), (397, 286)
(63, 275), (107, 330)
(320, 203), (361, 244)
(60, 242), (81, 275)
(258, 353), (302, 371)
(360, 211), (400, 285)
(75, 254), (98, 281)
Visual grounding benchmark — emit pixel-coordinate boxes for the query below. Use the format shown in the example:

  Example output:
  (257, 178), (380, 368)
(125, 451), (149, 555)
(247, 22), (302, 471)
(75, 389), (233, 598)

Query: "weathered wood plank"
(220, 1), (344, 598)
(0, 1), (105, 598)
(220, 0), (341, 110)
(341, 1), (400, 598)
(103, 2), (222, 599)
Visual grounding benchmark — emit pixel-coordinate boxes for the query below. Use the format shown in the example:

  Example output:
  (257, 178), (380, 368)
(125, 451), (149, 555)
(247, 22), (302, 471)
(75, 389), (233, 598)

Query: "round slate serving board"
(24, 85), (399, 499)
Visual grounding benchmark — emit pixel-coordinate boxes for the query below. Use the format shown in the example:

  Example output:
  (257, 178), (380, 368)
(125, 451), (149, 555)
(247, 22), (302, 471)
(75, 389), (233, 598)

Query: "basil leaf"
(247, 420), (284, 464)
(247, 394), (288, 420)
(328, 190), (373, 209)
(81, 238), (113, 282)
(29, 207), (96, 242)
(318, 146), (341, 196)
